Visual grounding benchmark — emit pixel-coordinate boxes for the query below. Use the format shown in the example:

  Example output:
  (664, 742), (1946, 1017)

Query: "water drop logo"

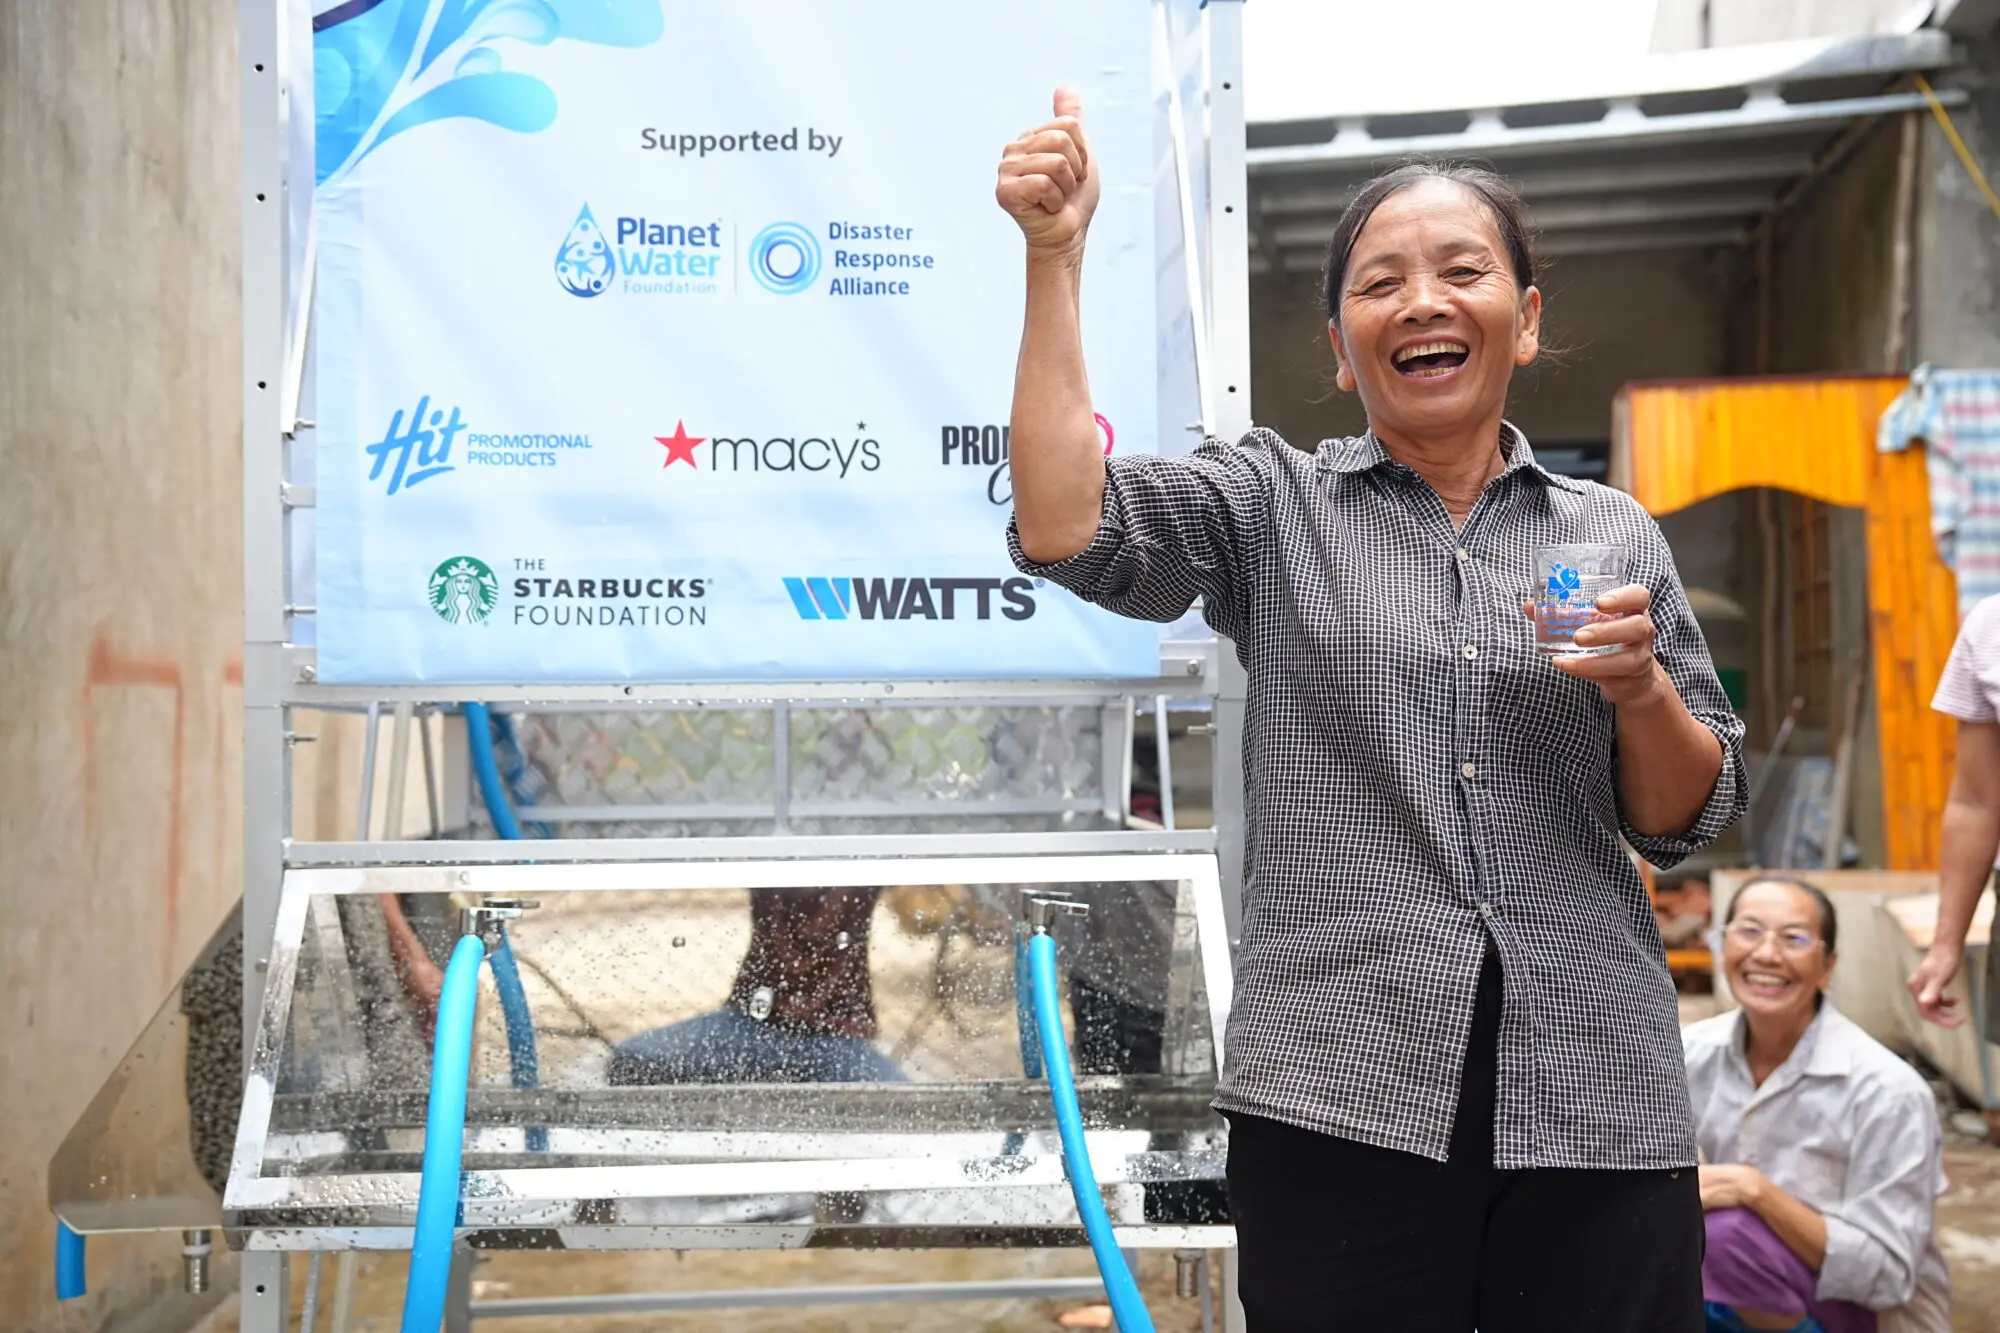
(1547, 563), (1582, 603)
(749, 222), (821, 295)
(554, 204), (615, 297)
(428, 555), (499, 625)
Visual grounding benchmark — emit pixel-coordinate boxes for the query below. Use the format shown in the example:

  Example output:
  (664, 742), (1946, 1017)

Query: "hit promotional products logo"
(368, 397), (592, 495)
(784, 576), (1037, 621)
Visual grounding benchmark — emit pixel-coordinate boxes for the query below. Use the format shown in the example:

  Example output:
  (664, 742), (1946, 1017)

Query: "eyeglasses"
(1722, 921), (1824, 956)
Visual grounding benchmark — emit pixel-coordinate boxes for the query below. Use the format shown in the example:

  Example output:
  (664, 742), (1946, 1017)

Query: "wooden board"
(1614, 377), (1958, 870)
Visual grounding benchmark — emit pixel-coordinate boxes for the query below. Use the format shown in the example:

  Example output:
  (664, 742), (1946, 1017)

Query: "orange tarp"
(1613, 376), (1958, 870)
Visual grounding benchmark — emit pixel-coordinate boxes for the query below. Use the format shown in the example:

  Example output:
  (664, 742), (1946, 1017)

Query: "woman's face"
(1329, 178), (1541, 445)
(1721, 881), (1835, 1024)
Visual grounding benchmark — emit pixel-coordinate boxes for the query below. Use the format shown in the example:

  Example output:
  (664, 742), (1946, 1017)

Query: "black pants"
(1225, 953), (1703, 1332)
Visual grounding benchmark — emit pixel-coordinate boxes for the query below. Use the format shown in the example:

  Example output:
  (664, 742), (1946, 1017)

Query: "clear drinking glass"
(1534, 545), (1629, 656)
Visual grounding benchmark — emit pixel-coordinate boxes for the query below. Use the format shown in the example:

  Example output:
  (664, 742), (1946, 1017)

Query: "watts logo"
(556, 204), (726, 298)
(784, 576), (1037, 622)
(428, 556), (499, 625)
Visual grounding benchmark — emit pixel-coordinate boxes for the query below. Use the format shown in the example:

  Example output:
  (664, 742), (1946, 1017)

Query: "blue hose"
(1014, 928), (1044, 1079)
(1028, 930), (1154, 1333)
(462, 703), (547, 1151)
(486, 935), (547, 1151)
(400, 933), (487, 1333)
(54, 1220), (85, 1300)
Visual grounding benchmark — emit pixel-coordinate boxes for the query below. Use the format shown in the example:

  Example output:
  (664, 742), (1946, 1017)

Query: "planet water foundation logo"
(557, 203), (728, 297)
(429, 556), (500, 625)
(553, 205), (616, 297)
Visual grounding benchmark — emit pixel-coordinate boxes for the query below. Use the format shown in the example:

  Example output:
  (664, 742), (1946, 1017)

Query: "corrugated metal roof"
(1245, 31), (1962, 271)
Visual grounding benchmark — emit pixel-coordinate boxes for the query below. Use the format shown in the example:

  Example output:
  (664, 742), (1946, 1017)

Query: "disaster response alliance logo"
(429, 556), (499, 625)
(556, 205), (935, 299)
(749, 223), (820, 295)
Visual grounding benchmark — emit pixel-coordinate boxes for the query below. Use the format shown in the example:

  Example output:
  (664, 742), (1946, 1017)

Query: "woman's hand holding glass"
(1523, 583), (1667, 707)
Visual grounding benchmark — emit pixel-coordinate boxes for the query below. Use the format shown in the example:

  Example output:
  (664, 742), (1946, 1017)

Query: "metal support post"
(1205, 5), (1250, 1327)
(1155, 695), (1177, 830)
(444, 1244), (476, 1333)
(241, 0), (294, 1325)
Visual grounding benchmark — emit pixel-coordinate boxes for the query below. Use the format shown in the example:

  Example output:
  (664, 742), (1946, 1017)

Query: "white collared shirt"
(1683, 1003), (1951, 1331)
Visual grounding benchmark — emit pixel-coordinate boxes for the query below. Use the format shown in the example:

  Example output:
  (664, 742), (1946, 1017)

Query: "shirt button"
(1461, 761), (1478, 780)
(1478, 903), (1497, 920)
(1456, 548), (1472, 562)
(1462, 644), (1479, 661)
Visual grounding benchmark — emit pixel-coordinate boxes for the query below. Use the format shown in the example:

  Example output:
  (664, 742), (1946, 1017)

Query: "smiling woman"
(994, 91), (1748, 1333)
(1685, 879), (1953, 1332)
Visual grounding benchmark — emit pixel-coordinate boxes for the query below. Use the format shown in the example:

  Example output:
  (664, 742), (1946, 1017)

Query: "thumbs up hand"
(996, 86), (1100, 259)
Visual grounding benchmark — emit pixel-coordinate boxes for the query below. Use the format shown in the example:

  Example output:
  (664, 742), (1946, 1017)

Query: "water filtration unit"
(50, 1), (1253, 1328)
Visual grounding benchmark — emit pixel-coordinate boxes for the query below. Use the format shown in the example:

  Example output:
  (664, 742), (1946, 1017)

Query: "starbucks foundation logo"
(428, 555), (499, 625)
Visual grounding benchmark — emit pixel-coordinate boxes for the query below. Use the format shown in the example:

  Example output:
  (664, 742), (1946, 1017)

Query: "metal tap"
(1175, 1247), (1204, 1300)
(1021, 892), (1090, 934)
(459, 896), (539, 952)
(182, 1228), (212, 1294)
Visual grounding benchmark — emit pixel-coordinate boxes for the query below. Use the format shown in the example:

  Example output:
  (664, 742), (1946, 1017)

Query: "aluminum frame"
(224, 853), (1234, 1239)
(230, 1), (1252, 1326)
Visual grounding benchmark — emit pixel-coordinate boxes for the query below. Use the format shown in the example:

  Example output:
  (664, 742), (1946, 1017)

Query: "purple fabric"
(1703, 1207), (1876, 1333)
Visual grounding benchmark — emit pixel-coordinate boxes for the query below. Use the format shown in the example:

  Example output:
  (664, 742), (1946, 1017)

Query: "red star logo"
(656, 420), (704, 469)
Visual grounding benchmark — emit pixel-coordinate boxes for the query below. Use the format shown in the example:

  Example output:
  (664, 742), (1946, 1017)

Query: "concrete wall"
(0, 3), (241, 1329)
(1913, 24), (2000, 370)
(1249, 246), (1730, 449)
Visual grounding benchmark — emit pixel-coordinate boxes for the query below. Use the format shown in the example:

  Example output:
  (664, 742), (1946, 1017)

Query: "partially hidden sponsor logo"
(783, 576), (1038, 622)
(368, 396), (591, 496)
(656, 419), (880, 478)
(941, 414), (1113, 505)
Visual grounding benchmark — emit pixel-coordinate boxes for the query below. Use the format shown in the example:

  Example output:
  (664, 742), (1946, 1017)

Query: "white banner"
(310, 0), (1161, 683)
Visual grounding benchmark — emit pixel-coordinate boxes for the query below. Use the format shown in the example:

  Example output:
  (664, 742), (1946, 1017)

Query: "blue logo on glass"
(555, 205), (616, 298)
(750, 222), (821, 295)
(1547, 563), (1582, 602)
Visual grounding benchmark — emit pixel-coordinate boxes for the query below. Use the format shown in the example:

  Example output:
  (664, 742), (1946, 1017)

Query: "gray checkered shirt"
(1011, 426), (1745, 1169)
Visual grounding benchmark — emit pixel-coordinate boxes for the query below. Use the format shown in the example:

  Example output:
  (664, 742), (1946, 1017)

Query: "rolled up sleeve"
(1817, 1084), (1943, 1309)
(1619, 517), (1749, 869)
(1007, 432), (1276, 643)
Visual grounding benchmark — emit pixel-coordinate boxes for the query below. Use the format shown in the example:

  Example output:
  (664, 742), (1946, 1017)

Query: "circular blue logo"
(749, 222), (821, 295)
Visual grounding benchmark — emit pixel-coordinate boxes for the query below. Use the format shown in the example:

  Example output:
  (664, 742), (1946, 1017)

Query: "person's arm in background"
(1910, 598), (2000, 1026)
(1911, 719), (2000, 1025)
(998, 86), (1105, 564)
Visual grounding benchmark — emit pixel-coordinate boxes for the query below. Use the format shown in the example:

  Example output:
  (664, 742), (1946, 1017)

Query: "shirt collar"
(1320, 422), (1588, 495)
(1725, 1000), (1856, 1090)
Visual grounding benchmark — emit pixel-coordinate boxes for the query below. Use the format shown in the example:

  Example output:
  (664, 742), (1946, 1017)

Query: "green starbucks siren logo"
(428, 556), (499, 625)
